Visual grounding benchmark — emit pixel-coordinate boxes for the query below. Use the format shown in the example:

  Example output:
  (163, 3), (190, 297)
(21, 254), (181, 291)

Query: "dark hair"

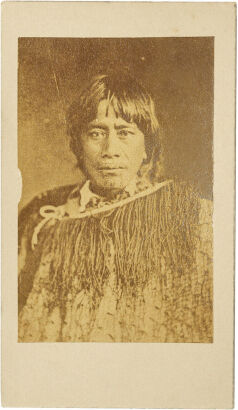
(67, 72), (160, 169)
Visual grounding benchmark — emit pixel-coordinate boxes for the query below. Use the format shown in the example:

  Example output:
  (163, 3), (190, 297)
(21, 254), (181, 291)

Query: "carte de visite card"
(2, 2), (235, 408)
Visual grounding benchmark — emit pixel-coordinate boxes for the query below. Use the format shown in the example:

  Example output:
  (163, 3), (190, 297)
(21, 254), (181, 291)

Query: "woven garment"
(18, 181), (213, 342)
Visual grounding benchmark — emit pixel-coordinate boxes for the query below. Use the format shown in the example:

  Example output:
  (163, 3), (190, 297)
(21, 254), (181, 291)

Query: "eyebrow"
(88, 122), (134, 130)
(114, 124), (133, 130)
(88, 122), (108, 130)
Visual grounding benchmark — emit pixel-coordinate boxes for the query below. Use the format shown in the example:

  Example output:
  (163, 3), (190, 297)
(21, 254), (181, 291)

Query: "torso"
(18, 180), (213, 342)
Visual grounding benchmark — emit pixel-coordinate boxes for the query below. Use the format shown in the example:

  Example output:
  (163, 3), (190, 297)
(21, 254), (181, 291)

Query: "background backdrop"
(18, 37), (214, 209)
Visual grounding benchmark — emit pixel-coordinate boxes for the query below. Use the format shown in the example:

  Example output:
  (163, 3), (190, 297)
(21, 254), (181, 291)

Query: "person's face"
(80, 99), (147, 196)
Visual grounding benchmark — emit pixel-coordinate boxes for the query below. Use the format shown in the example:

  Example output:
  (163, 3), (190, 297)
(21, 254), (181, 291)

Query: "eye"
(88, 129), (106, 140)
(118, 129), (134, 138)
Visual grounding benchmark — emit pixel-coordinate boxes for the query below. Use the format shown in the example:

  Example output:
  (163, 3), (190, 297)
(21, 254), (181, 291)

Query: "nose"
(101, 131), (120, 158)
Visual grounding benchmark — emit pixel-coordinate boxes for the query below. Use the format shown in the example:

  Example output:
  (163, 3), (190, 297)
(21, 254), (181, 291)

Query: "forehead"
(93, 99), (132, 126)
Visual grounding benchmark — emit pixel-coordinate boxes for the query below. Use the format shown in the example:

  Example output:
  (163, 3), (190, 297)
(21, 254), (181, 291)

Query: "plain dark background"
(18, 37), (214, 209)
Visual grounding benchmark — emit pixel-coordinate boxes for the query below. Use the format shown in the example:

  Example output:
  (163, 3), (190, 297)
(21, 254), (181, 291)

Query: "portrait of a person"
(18, 70), (213, 343)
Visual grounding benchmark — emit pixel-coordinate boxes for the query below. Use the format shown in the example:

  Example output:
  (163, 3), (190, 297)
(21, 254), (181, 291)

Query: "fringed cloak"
(18, 180), (213, 342)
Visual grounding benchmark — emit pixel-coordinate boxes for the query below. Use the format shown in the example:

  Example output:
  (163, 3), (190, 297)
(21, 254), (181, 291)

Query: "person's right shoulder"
(18, 184), (78, 247)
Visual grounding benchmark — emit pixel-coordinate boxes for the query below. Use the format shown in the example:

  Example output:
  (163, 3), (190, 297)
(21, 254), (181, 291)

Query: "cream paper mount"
(2, 2), (235, 408)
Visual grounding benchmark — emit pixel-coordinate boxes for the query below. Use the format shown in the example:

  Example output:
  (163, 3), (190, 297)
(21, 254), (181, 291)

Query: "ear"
(143, 151), (147, 161)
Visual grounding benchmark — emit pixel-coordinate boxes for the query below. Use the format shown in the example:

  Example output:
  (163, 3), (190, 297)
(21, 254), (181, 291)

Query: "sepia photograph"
(2, 2), (235, 407)
(18, 37), (213, 343)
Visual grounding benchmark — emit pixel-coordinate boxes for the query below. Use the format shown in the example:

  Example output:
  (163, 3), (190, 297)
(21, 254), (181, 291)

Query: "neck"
(89, 183), (124, 199)
(89, 177), (138, 199)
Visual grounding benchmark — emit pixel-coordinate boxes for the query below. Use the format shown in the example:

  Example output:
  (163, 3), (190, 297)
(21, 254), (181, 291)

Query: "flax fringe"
(32, 182), (212, 341)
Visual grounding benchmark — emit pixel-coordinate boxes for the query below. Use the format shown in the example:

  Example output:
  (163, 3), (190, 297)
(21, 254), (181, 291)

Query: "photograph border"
(2, 2), (235, 407)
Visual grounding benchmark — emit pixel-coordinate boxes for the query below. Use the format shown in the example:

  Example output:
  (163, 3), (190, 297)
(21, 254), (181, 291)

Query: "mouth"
(97, 167), (126, 176)
(98, 166), (126, 171)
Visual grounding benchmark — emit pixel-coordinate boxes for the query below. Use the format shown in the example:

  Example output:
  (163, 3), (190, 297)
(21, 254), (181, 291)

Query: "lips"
(98, 166), (126, 170)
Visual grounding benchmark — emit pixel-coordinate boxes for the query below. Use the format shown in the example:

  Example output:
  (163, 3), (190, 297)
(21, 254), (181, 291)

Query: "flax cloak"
(18, 181), (213, 342)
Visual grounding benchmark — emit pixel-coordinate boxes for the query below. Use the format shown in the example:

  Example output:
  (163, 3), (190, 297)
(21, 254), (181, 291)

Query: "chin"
(94, 175), (130, 192)
(100, 180), (126, 191)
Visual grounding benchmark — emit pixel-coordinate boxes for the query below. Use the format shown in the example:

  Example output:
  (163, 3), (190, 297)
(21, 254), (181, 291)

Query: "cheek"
(81, 141), (101, 162)
(126, 139), (145, 164)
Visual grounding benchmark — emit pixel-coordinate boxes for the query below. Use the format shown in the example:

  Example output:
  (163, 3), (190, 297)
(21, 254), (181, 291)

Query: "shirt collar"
(79, 179), (137, 211)
(66, 178), (137, 215)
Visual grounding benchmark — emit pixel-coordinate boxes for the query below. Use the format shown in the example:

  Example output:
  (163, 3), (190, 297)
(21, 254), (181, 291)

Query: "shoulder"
(19, 184), (78, 217)
(156, 179), (200, 205)
(18, 184), (78, 245)
(155, 179), (213, 223)
(160, 179), (212, 204)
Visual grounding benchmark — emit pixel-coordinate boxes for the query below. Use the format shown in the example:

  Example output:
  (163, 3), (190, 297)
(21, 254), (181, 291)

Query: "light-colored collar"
(78, 179), (137, 212)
